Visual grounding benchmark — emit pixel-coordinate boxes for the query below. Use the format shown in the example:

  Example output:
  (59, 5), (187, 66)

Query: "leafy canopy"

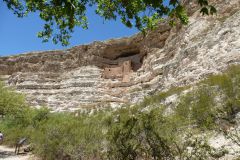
(3, 0), (216, 46)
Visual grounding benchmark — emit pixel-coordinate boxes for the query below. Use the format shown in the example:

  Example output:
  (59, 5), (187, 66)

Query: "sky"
(0, 1), (138, 56)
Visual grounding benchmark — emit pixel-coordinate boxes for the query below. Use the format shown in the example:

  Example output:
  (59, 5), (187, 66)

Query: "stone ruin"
(101, 46), (145, 83)
(103, 60), (132, 82)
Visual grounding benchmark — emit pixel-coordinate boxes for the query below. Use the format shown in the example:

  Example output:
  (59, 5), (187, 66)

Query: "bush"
(31, 112), (106, 160)
(174, 86), (217, 130)
(0, 82), (27, 116)
(202, 66), (240, 121)
(106, 106), (182, 160)
(0, 107), (50, 146)
(106, 105), (223, 160)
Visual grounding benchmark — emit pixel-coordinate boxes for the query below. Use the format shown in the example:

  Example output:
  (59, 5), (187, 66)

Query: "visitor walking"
(0, 131), (3, 144)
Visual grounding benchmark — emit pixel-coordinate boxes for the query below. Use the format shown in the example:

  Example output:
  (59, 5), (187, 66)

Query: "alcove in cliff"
(102, 47), (145, 82)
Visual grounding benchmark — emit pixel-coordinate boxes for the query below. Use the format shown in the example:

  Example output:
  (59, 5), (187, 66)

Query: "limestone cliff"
(0, 0), (239, 112)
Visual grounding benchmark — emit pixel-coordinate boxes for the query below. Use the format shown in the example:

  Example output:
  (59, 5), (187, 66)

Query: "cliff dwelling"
(102, 48), (144, 82)
(103, 60), (132, 82)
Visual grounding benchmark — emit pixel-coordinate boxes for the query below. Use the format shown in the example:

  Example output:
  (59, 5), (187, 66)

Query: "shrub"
(0, 82), (27, 116)
(191, 86), (217, 129)
(106, 106), (179, 160)
(31, 112), (106, 160)
(174, 86), (217, 130)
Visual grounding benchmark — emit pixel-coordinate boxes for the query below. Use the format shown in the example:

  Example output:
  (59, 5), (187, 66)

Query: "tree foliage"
(3, 0), (216, 46)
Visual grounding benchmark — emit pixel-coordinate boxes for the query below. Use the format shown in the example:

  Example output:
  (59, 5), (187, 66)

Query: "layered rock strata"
(0, 0), (240, 111)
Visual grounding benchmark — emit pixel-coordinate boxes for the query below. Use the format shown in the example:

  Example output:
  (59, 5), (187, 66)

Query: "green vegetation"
(31, 112), (106, 159)
(3, 0), (216, 46)
(1, 65), (240, 159)
(0, 82), (27, 116)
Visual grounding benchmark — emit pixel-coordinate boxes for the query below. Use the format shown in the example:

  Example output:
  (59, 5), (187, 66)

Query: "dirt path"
(0, 145), (35, 160)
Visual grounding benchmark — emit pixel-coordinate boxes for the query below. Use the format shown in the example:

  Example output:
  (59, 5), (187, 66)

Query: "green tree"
(3, 0), (216, 46)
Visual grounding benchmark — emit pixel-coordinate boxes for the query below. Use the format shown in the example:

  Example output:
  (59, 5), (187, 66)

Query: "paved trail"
(0, 145), (34, 160)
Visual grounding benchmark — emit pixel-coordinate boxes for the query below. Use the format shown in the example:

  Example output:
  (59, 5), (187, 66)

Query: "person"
(0, 131), (3, 144)
(15, 137), (27, 154)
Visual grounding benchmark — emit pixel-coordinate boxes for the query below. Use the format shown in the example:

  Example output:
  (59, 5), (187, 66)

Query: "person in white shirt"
(0, 131), (3, 144)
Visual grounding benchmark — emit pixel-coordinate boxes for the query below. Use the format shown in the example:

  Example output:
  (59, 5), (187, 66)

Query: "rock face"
(0, 0), (240, 112)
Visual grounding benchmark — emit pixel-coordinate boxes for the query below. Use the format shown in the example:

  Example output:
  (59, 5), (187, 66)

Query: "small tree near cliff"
(3, 0), (216, 46)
